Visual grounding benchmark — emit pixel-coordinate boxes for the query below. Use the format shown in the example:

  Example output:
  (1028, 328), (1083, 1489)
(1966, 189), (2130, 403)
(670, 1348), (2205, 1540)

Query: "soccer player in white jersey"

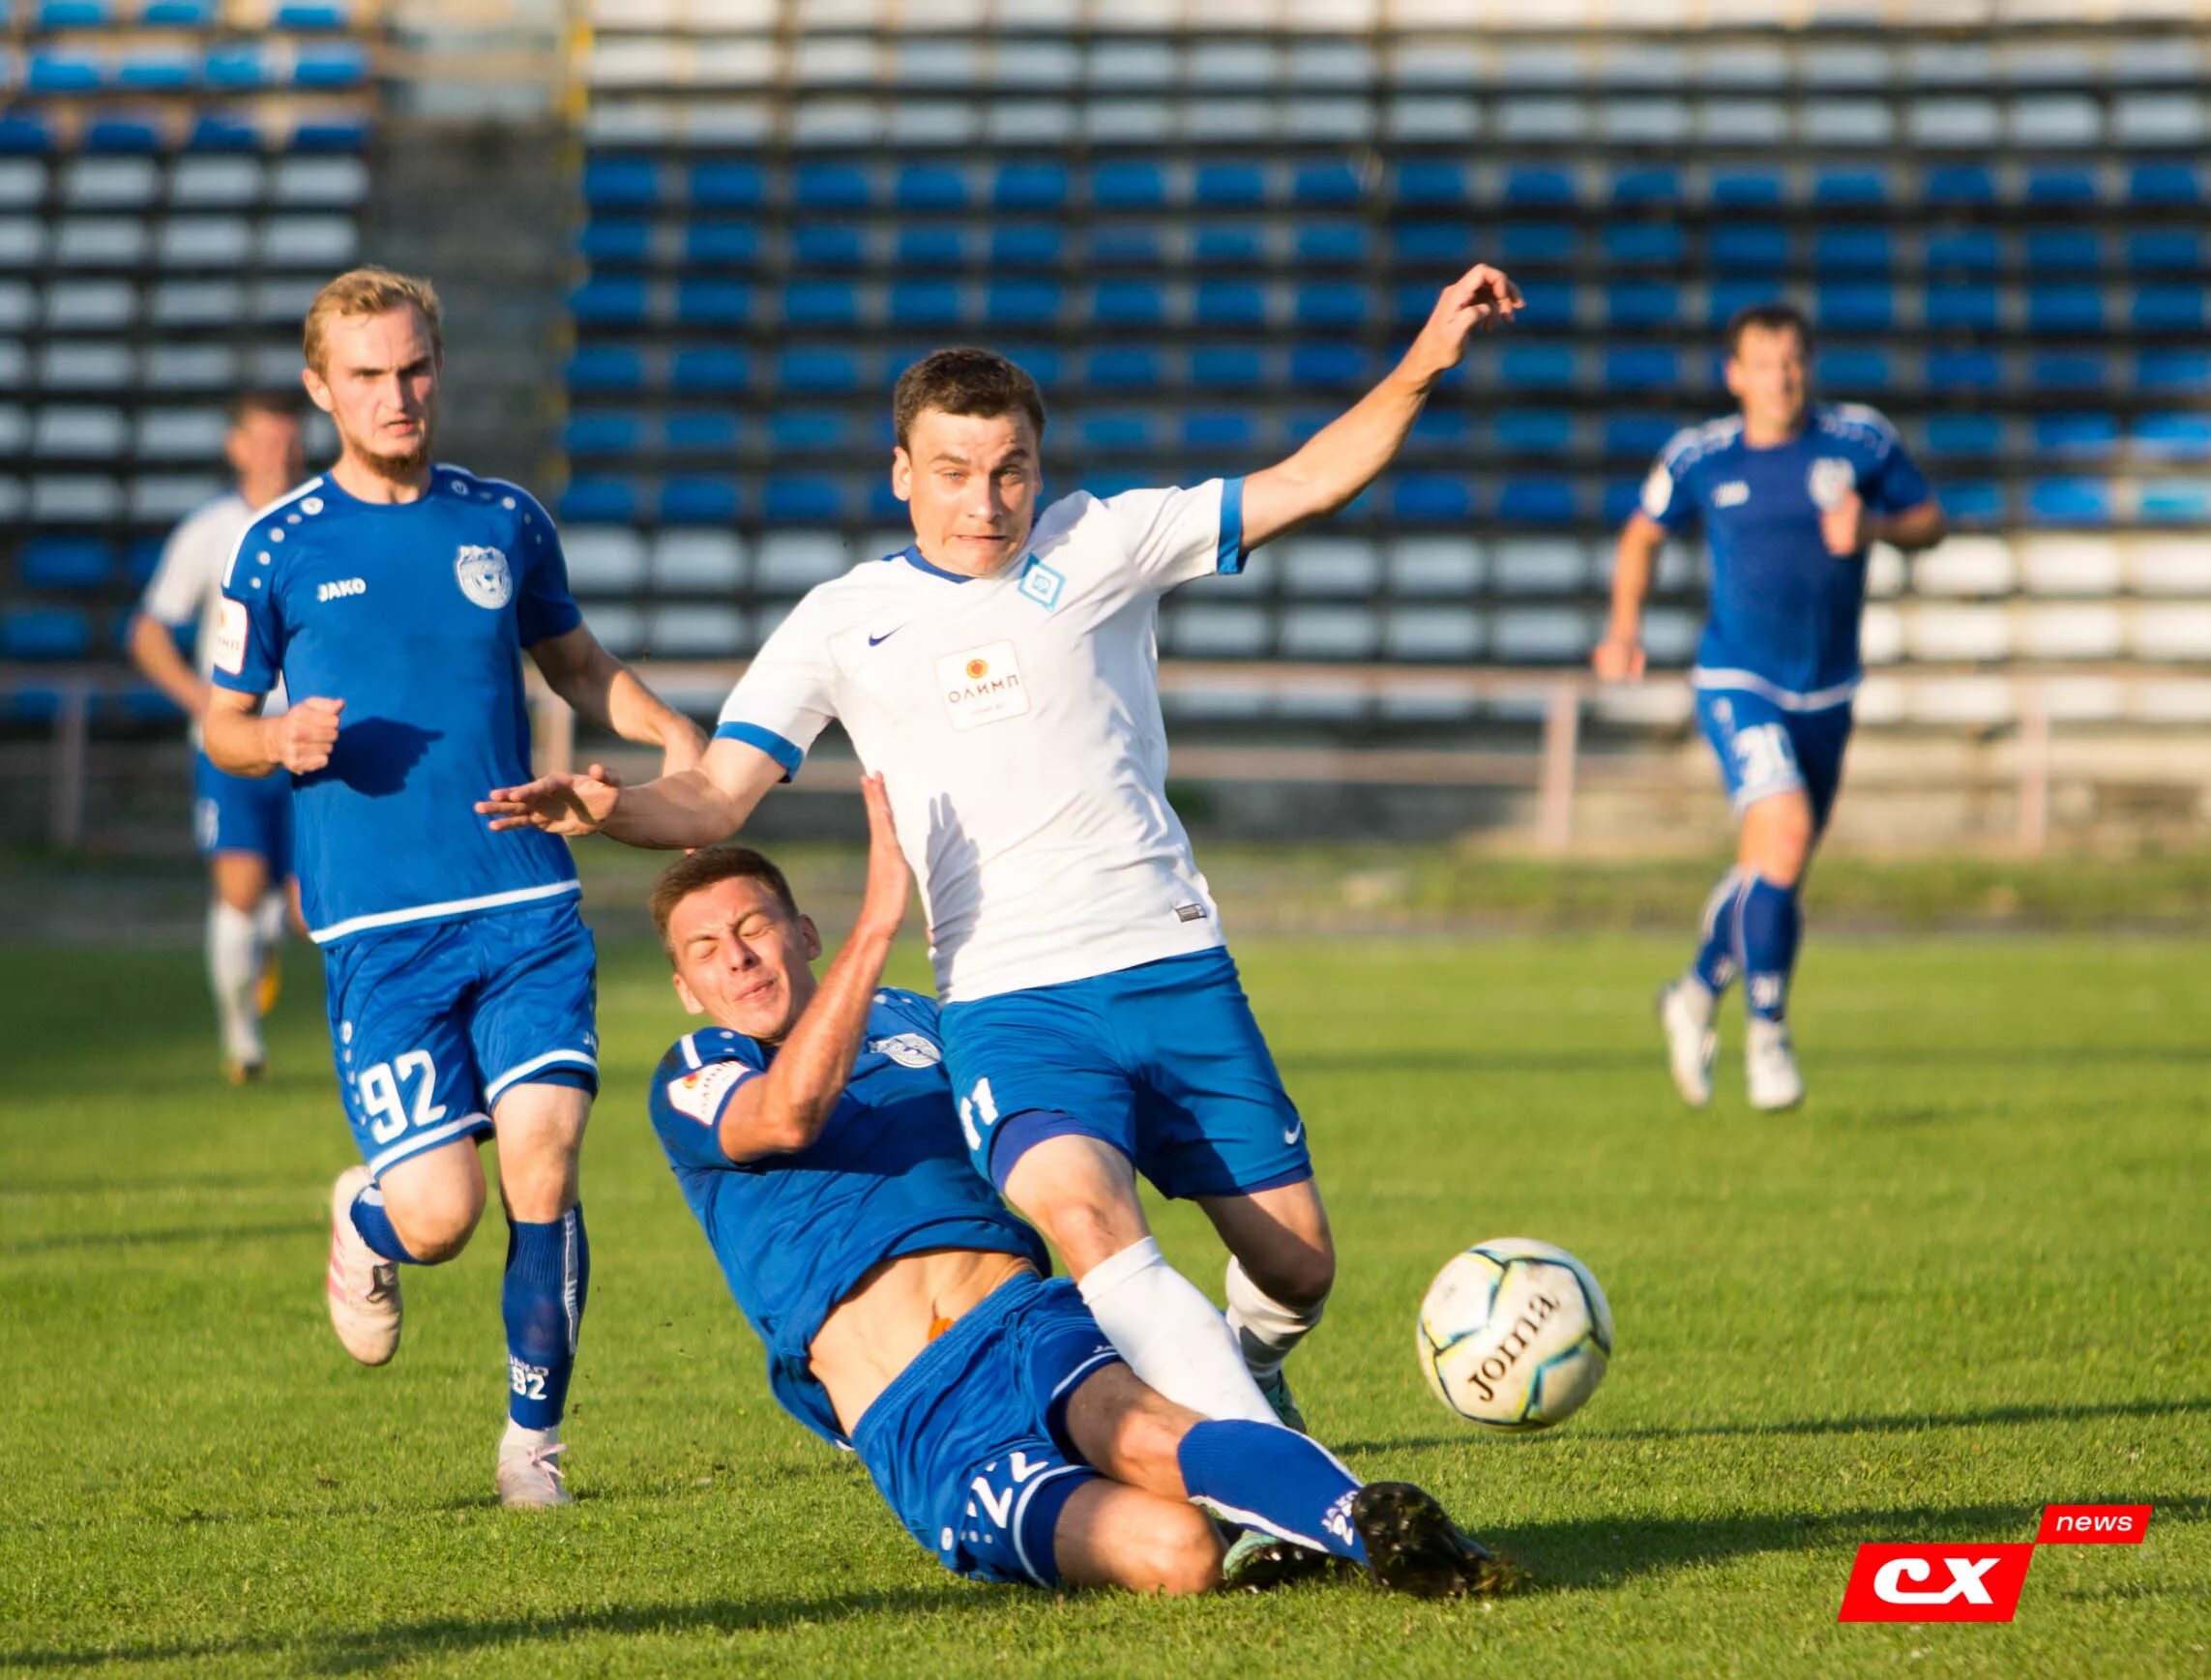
(129, 390), (307, 1081)
(486, 265), (1521, 1443)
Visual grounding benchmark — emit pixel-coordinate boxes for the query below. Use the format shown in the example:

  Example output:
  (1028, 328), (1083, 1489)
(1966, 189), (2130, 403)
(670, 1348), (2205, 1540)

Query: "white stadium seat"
(151, 280), (245, 327)
(1591, 684), (1694, 726)
(1387, 97), (1481, 140)
(54, 218), (146, 267)
(1275, 680), (1371, 724)
(1187, 100), (1278, 142)
(0, 219), (47, 267)
(2131, 682), (2211, 725)
(1912, 535), (2016, 596)
(131, 474), (223, 521)
(562, 527), (650, 594)
(585, 102), (680, 145)
(587, 38), (683, 88)
(2128, 538), (2211, 595)
(0, 280), (33, 329)
(651, 530), (747, 592)
(988, 103), (1075, 143)
(1168, 604), (1270, 658)
(2018, 535), (2123, 596)
(61, 158), (159, 210)
(887, 103), (978, 146)
(791, 103), (882, 146)
(1696, 41), (1788, 85)
(160, 219), (253, 266)
(2019, 604), (2124, 661)
(1906, 604), (2013, 662)
(31, 474), (124, 520)
(261, 218), (360, 267)
(2130, 604), (2211, 662)
(1697, 99), (1787, 143)
(1907, 677), (2016, 726)
(1909, 96), (1999, 146)
(0, 160), (45, 208)
(1864, 543), (1906, 599)
(1655, 542), (1709, 590)
(1278, 537), (1382, 597)
(0, 404), (26, 453)
(1491, 607), (1594, 663)
(1802, 43), (1892, 84)
(250, 280), (320, 326)
(994, 41), (1079, 87)
(1087, 41), (1175, 88)
(32, 405), (127, 458)
(1390, 537), (1485, 596)
(1384, 606), (1484, 661)
(271, 157), (369, 208)
(1641, 608), (1700, 663)
(142, 344), (238, 391)
(44, 279), (135, 331)
(1386, 36), (1484, 88)
(2009, 94), (2102, 147)
(135, 408), (229, 459)
(1803, 99), (1893, 144)
(2039, 677), (2127, 724)
(584, 604), (645, 659)
(1492, 538), (1588, 595)
(2113, 94), (2202, 145)
(38, 342), (133, 390)
(753, 532), (848, 595)
(1852, 675), (1905, 726)
(644, 604), (745, 658)
(684, 103), (773, 144)
(1281, 606), (1380, 660)
(1498, 98), (1586, 142)
(1601, 99), (1692, 143)
(169, 157), (264, 208)
(1859, 602), (1905, 664)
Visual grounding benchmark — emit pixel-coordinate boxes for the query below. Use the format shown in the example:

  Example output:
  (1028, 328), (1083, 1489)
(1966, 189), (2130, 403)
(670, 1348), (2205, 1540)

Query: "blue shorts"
(320, 899), (599, 1180)
(939, 949), (1313, 1202)
(1695, 688), (1855, 832)
(192, 750), (292, 873)
(850, 1273), (1121, 1588)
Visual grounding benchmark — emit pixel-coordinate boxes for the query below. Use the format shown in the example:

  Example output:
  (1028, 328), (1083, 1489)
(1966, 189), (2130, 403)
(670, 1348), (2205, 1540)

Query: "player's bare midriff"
(811, 1247), (1038, 1431)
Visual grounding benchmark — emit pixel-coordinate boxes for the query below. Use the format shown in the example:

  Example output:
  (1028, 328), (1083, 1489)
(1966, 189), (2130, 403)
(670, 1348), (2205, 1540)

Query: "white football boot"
(496, 1425), (573, 1509)
(1744, 1017), (1806, 1112)
(1656, 978), (1719, 1108)
(325, 1165), (401, 1366)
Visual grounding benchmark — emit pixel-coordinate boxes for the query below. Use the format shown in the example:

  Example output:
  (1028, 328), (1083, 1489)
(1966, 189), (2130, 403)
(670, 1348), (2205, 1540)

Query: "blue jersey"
(209, 465), (582, 944)
(647, 988), (1049, 1447)
(1641, 403), (1932, 707)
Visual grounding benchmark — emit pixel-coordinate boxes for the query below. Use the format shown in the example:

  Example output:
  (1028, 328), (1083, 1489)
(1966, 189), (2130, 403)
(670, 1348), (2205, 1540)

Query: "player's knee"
(1147, 1505), (1226, 1597)
(1247, 1240), (1335, 1311)
(385, 1179), (484, 1262)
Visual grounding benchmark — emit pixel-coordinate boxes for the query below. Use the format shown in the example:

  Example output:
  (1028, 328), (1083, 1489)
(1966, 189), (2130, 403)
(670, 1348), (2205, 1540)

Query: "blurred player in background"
(128, 390), (308, 1083)
(201, 267), (703, 1507)
(1594, 303), (1945, 1111)
(643, 787), (1506, 1598)
(483, 264), (1521, 1447)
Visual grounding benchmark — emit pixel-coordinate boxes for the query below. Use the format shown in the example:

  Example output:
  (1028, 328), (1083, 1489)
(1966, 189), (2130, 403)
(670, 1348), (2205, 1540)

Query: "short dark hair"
(892, 346), (1047, 451)
(226, 387), (305, 427)
(1723, 302), (1814, 360)
(648, 844), (799, 953)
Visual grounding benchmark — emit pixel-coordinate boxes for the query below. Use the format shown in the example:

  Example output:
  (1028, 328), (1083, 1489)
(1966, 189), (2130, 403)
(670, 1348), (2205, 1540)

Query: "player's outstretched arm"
(203, 687), (342, 778)
(1593, 513), (1665, 682)
(1239, 263), (1521, 552)
(479, 732), (784, 848)
(715, 774), (912, 1163)
(527, 623), (707, 778)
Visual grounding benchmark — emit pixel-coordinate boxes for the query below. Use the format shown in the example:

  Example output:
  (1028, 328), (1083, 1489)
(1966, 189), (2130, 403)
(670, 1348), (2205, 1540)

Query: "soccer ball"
(1416, 1238), (1612, 1432)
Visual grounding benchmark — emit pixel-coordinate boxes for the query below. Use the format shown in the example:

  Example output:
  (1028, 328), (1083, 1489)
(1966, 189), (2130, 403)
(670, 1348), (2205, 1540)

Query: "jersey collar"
(896, 543), (972, 583)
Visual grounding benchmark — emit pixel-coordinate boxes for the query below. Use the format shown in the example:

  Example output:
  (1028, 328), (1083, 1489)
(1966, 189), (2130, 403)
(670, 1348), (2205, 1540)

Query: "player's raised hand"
(1820, 489), (1866, 557)
(853, 772), (912, 939)
(1400, 264), (1524, 384)
(1590, 635), (1646, 684)
(477, 762), (624, 836)
(268, 696), (342, 774)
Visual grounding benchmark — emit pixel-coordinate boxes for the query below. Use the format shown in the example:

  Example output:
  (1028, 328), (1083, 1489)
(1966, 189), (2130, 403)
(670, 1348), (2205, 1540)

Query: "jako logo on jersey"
(455, 545), (513, 609)
(868, 1032), (942, 1069)
(316, 576), (368, 604)
(1837, 1545), (2036, 1623)
(937, 641), (1031, 731)
(1017, 558), (1065, 609)
(1809, 457), (1857, 510)
(1713, 481), (1750, 508)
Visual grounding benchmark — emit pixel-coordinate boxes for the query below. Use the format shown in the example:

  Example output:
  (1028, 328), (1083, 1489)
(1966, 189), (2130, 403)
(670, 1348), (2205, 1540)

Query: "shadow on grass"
(1338, 1393), (2211, 1457)
(0, 1586), (985, 1674)
(0, 1219), (321, 1255)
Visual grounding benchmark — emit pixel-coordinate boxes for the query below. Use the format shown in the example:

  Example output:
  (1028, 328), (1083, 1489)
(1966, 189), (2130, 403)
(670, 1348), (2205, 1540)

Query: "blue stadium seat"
(1709, 280), (1781, 328)
(583, 158), (659, 209)
(867, 481), (909, 524)
(1925, 414), (2003, 457)
(895, 164), (968, 211)
(1391, 475), (1472, 522)
(793, 163), (871, 210)
(995, 345), (1061, 387)
(1082, 472), (1148, 502)
(1080, 411), (1157, 451)
(2025, 477), (2111, 524)
(0, 115), (57, 154)
(665, 412), (741, 453)
(1923, 164), (1995, 205)
(1927, 285), (1999, 331)
(889, 280), (964, 328)
(1610, 165), (1682, 206)
(778, 348), (861, 394)
(782, 280), (858, 327)
(2127, 162), (2201, 206)
(1605, 224), (1684, 266)
(564, 412), (642, 456)
(1295, 222), (1367, 265)
(568, 345), (645, 392)
(789, 224), (861, 269)
(1496, 221), (1578, 265)
(570, 277), (647, 325)
(1925, 228), (2000, 273)
(1394, 222), (1472, 265)
(686, 223), (759, 266)
(1193, 224), (1266, 265)
(276, 2), (350, 23)
(1926, 347), (2001, 391)
(2030, 352), (2106, 390)
(1606, 347), (1678, 391)
(42, 0), (117, 20)
(294, 115), (370, 152)
(559, 479), (637, 523)
(663, 476), (741, 524)
(580, 221), (649, 264)
(671, 348), (750, 393)
(1941, 482), (2005, 525)
(1606, 280), (1676, 328)
(762, 476), (843, 523)
(1393, 161), (1468, 206)
(2126, 230), (2202, 272)
(2137, 349), (2211, 392)
(1605, 413), (1677, 457)
(987, 224), (1058, 267)
(994, 162), (1068, 211)
(20, 537), (113, 590)
(1599, 480), (1644, 524)
(145, 1), (217, 20)
(2025, 166), (2100, 207)
(1391, 281), (1442, 328)
(1813, 167), (1890, 207)
(87, 115), (163, 152)
(1709, 224), (1786, 272)
(126, 539), (164, 585)
(2028, 285), (2104, 334)
(296, 44), (369, 88)
(692, 162), (764, 209)
(1183, 411), (1255, 450)
(1195, 162), (1267, 208)
(1500, 344), (1579, 390)
(183, 113), (263, 151)
(676, 280), (749, 326)
(1504, 167), (1577, 208)
(1813, 228), (1892, 273)
(1817, 347), (1893, 390)
(1195, 280), (1266, 328)
(1294, 283), (1363, 329)
(29, 51), (103, 95)
(986, 279), (1062, 327)
(1085, 347), (1163, 390)
(1093, 161), (1167, 209)
(1498, 477), (1577, 524)
(2033, 413), (2117, 457)
(2136, 413), (2211, 458)
(1, 607), (92, 661)
(1093, 280), (1164, 326)
(2134, 286), (2206, 332)
(1709, 168), (1782, 209)
(1407, 407), (1472, 451)
(1292, 162), (1361, 206)
(1495, 411), (1572, 454)
(1192, 346), (1267, 388)
(2024, 228), (2100, 269)
(1290, 343), (1365, 388)
(2137, 482), (2211, 523)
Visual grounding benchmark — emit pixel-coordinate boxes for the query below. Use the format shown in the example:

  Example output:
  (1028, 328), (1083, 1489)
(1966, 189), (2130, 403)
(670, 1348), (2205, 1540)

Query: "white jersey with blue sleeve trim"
(138, 490), (289, 748)
(717, 480), (1245, 1003)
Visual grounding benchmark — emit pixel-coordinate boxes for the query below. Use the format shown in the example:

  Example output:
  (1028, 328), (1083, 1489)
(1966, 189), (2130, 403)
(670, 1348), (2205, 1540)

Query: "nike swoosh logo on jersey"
(868, 628), (905, 646)
(1282, 1118), (1306, 1146)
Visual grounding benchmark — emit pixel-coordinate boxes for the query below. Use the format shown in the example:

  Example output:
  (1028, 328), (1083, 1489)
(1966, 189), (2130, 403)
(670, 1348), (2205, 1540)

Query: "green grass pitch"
(2, 925), (2205, 1676)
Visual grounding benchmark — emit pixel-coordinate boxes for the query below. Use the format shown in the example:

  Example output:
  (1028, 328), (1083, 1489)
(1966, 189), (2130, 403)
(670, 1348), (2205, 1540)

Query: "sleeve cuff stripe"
(714, 720), (804, 780)
(1216, 475), (1247, 575)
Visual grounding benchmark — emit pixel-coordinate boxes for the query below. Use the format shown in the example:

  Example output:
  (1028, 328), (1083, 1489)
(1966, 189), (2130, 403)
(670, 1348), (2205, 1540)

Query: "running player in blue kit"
(643, 778), (1505, 1598)
(1595, 304), (1945, 1111)
(202, 268), (703, 1506)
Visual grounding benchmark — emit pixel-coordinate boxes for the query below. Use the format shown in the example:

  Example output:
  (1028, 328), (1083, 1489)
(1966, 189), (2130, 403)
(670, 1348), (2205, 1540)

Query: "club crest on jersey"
(1017, 557), (1065, 610)
(455, 545), (513, 610)
(1808, 457), (1856, 511)
(869, 1032), (942, 1069)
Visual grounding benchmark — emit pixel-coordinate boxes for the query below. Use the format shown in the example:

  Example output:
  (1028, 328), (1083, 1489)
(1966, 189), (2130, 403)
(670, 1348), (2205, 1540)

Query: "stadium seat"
(1191, 346), (1266, 388)
(755, 533), (851, 596)
(1812, 167), (1891, 206)
(1905, 604), (2010, 663)
(1390, 475), (1472, 522)
(570, 277), (647, 325)
(564, 412), (642, 457)
(1194, 163), (1267, 208)
(2135, 413), (2211, 459)
(1293, 283), (1362, 329)
(1813, 228), (1892, 273)
(1093, 161), (1167, 209)
(2024, 166), (2100, 207)
(1394, 222), (1472, 266)
(1817, 347), (1894, 392)
(1925, 228), (1999, 273)
(1192, 224), (1265, 265)
(134, 407), (226, 458)
(1085, 347), (1162, 391)
(762, 475), (845, 523)
(1182, 411), (1256, 451)
(1924, 414), (2004, 457)
(1, 606), (93, 661)
(2130, 538), (2211, 595)
(2137, 482), (2211, 524)
(2027, 285), (2105, 334)
(1294, 222), (1367, 265)
(19, 536), (112, 590)
(584, 157), (660, 209)
(887, 280), (962, 328)
(559, 478), (638, 523)
(652, 530), (747, 593)
(1709, 223), (1786, 271)
(1923, 163), (1995, 204)
(2129, 604), (2211, 662)
(985, 279), (1061, 327)
(1194, 280), (1266, 328)
(561, 527), (649, 594)
(1604, 413), (1677, 458)
(1495, 411), (1573, 455)
(2019, 604), (2124, 662)
(2134, 286), (2207, 333)
(1940, 482), (2006, 526)
(1927, 285), (1999, 332)
(2029, 352), (2107, 391)
(1606, 280), (1677, 328)
(1385, 607), (1484, 662)
(2032, 413), (2118, 457)
(581, 221), (650, 264)
(1709, 168), (1782, 209)
(2137, 349), (2210, 393)
(2126, 229), (2202, 272)
(1491, 606), (1592, 663)
(1496, 222), (1578, 266)
(1911, 535), (2015, 595)
(1605, 347), (1678, 391)
(1817, 281), (1895, 331)
(1279, 606), (1379, 661)
(894, 163), (968, 211)
(660, 475), (741, 524)
(665, 410), (742, 454)
(1279, 538), (1383, 598)
(568, 346), (644, 393)
(993, 162), (1068, 211)
(1390, 536), (1485, 597)
(2025, 477), (2112, 525)
(986, 225), (1058, 268)
(1080, 411), (1158, 453)
(1500, 344), (1579, 390)
(777, 347), (860, 394)
(2023, 227), (2100, 269)
(792, 224), (866, 269)
(1493, 537), (1586, 594)
(1392, 161), (1467, 207)
(1288, 342), (1364, 389)
(688, 223), (761, 266)
(1604, 223), (1685, 266)
(792, 162), (871, 210)
(2127, 162), (2201, 205)
(1609, 164), (1683, 206)
(645, 604), (746, 659)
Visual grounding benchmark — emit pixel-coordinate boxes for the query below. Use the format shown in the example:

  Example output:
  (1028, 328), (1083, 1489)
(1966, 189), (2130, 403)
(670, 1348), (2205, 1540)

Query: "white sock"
(253, 889), (287, 945)
(501, 1419), (560, 1453)
(1076, 1237), (1278, 1424)
(206, 901), (264, 1065)
(1223, 1256), (1327, 1386)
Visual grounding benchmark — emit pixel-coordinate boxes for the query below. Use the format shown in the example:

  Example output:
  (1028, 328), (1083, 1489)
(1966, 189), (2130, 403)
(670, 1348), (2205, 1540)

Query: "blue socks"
(1691, 869), (1746, 995)
(1739, 875), (1802, 1022)
(348, 1185), (423, 1265)
(503, 1206), (589, 1430)
(1176, 1419), (1368, 1564)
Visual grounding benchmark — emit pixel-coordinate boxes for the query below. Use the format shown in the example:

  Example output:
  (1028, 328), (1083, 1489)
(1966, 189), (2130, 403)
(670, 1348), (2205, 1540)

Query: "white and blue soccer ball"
(1416, 1237), (1612, 1432)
